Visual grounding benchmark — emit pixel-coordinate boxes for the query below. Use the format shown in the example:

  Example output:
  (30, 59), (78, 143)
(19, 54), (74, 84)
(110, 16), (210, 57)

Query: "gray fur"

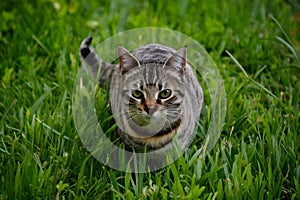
(79, 36), (203, 152)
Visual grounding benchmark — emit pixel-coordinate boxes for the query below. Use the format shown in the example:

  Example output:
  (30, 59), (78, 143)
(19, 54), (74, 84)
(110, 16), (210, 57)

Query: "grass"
(0, 0), (300, 199)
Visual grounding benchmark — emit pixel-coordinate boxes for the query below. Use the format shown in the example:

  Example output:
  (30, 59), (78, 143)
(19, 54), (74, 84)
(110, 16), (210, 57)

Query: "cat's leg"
(79, 36), (101, 79)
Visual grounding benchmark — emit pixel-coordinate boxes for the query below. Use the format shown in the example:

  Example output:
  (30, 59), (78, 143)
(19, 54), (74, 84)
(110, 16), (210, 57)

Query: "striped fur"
(79, 36), (203, 152)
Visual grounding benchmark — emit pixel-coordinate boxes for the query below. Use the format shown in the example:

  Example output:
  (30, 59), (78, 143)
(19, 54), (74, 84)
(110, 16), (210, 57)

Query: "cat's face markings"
(130, 84), (175, 118)
(119, 45), (186, 138)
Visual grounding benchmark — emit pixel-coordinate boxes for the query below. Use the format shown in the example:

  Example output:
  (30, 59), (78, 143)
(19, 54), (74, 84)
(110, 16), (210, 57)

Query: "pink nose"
(145, 105), (158, 115)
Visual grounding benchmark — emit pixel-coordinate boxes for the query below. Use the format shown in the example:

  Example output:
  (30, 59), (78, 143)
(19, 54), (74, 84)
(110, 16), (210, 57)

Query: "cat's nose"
(145, 105), (158, 115)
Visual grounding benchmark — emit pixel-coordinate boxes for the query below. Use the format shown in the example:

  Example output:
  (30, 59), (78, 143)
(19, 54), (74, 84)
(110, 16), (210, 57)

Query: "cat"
(79, 36), (203, 153)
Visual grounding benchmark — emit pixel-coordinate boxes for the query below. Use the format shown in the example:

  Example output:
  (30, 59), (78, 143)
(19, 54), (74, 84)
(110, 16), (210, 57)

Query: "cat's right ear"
(117, 46), (140, 74)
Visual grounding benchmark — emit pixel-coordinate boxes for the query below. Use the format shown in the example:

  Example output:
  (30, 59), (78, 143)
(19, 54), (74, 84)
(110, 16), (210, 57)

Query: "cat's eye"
(158, 89), (172, 99)
(132, 90), (144, 99)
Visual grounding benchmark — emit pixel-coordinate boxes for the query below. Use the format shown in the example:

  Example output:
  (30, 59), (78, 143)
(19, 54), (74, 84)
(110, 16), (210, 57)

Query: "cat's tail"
(79, 36), (101, 79)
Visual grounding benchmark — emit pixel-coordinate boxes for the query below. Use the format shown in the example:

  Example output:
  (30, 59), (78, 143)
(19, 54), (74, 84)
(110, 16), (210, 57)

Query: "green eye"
(132, 90), (144, 99)
(158, 89), (172, 99)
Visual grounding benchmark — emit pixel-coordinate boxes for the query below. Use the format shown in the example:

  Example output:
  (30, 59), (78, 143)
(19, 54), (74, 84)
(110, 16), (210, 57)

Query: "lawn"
(0, 0), (300, 199)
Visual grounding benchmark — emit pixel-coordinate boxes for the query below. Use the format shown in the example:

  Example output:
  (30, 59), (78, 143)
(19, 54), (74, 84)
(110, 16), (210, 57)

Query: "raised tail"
(79, 36), (101, 79)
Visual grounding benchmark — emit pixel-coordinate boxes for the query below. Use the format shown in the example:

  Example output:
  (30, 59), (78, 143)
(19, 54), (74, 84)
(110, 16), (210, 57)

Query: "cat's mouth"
(132, 115), (151, 127)
(128, 116), (181, 139)
(127, 105), (182, 138)
(131, 113), (161, 126)
(129, 115), (166, 137)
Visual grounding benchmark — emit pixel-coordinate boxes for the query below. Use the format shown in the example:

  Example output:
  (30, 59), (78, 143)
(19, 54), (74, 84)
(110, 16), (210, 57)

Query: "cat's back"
(132, 43), (176, 64)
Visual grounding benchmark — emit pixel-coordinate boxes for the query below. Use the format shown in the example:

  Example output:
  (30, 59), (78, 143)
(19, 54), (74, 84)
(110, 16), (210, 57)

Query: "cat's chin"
(131, 117), (167, 137)
(126, 116), (181, 140)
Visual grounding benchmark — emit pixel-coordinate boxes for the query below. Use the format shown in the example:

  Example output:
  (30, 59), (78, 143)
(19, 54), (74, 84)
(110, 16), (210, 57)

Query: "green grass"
(1, 0), (300, 199)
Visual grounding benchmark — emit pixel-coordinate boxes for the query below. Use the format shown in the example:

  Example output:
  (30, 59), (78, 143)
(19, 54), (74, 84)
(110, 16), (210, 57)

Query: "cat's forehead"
(123, 65), (183, 90)
(132, 44), (176, 64)
(138, 83), (162, 91)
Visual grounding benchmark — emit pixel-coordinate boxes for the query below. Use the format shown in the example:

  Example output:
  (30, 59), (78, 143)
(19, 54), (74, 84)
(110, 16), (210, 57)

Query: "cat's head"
(117, 45), (187, 138)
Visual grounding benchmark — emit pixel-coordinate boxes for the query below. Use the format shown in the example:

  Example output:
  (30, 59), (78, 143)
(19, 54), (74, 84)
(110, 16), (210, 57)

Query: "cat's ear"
(164, 47), (187, 74)
(117, 46), (140, 74)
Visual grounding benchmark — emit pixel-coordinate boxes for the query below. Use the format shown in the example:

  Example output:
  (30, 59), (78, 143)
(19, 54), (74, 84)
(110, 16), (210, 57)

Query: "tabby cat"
(79, 36), (203, 153)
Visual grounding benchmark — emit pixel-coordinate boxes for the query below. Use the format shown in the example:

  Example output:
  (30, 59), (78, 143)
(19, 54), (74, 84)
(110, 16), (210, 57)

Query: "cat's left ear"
(164, 47), (187, 74)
